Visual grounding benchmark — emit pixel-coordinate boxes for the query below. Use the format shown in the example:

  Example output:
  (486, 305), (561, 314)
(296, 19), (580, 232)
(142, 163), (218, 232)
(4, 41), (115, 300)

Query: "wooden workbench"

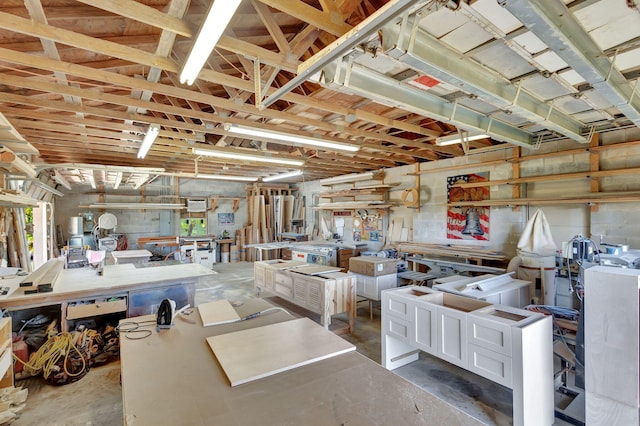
(119, 298), (483, 426)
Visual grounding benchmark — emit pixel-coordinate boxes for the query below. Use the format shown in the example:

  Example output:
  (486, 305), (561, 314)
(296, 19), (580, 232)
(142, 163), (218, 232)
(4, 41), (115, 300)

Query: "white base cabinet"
(382, 286), (554, 426)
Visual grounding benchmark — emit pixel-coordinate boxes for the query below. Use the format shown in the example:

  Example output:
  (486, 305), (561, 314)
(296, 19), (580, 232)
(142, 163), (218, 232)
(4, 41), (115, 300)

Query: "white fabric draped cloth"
(517, 209), (557, 257)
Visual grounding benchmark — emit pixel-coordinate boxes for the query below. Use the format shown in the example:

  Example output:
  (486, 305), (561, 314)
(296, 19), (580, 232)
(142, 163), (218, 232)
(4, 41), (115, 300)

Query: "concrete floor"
(12, 262), (568, 425)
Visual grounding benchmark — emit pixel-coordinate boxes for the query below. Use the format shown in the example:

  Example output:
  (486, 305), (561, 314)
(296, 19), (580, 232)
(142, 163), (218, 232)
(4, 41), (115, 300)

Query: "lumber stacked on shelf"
(243, 183), (304, 262)
(394, 241), (506, 262)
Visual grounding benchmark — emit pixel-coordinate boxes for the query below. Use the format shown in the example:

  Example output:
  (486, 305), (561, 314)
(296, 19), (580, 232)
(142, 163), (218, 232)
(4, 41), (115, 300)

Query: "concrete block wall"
(54, 177), (248, 252)
(298, 128), (640, 259)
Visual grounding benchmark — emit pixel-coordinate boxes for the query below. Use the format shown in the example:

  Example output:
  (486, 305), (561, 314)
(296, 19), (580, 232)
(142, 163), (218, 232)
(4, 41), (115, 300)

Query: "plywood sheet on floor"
(206, 317), (355, 386)
(198, 300), (241, 326)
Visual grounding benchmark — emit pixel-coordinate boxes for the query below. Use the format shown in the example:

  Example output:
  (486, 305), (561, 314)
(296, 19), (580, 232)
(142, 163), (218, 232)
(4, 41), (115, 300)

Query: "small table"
(111, 249), (152, 264)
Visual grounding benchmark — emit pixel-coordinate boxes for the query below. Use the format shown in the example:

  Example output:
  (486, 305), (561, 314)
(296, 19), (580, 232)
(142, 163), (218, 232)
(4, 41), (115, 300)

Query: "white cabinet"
(382, 286), (554, 426)
(354, 273), (397, 301)
(585, 266), (640, 426)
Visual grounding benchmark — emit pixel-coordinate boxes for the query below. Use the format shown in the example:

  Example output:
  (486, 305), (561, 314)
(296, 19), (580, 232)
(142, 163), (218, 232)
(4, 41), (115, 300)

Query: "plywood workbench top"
(120, 298), (484, 426)
(0, 262), (215, 307)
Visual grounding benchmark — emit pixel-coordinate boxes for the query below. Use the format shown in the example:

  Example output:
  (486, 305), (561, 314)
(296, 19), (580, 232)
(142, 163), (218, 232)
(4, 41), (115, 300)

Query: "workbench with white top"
(0, 262), (215, 331)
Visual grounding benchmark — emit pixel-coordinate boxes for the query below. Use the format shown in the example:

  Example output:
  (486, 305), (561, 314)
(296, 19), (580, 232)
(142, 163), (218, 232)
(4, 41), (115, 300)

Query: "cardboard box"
(349, 256), (397, 277)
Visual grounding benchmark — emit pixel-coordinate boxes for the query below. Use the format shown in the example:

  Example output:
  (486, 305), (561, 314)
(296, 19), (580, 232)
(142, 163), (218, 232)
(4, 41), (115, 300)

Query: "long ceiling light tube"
(262, 170), (303, 182)
(196, 173), (258, 182)
(179, 0), (242, 85)
(435, 132), (489, 146)
(137, 124), (160, 159)
(192, 147), (304, 166)
(318, 171), (379, 185)
(225, 124), (360, 152)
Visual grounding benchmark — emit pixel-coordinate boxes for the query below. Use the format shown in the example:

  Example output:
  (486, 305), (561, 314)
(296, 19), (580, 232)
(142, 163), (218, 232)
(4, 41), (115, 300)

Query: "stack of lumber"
(243, 184), (304, 261)
(0, 208), (31, 271)
(394, 241), (506, 261)
(19, 259), (64, 293)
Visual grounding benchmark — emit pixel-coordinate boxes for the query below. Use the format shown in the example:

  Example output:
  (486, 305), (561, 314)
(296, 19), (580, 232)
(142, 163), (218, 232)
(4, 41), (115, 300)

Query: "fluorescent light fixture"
(435, 132), (489, 146)
(197, 173), (258, 182)
(138, 124), (160, 159)
(179, 0), (242, 85)
(318, 171), (381, 185)
(113, 172), (123, 190)
(262, 170), (303, 182)
(86, 203), (185, 210)
(226, 124), (360, 152)
(52, 171), (72, 190)
(192, 147), (304, 166)
(86, 172), (96, 190)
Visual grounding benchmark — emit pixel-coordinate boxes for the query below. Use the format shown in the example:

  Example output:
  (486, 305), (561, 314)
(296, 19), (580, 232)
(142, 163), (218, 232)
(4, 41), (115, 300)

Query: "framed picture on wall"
(218, 213), (235, 225)
(446, 173), (489, 241)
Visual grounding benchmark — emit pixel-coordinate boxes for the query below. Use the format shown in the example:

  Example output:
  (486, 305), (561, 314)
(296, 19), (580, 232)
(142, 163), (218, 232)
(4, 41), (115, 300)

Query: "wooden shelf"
(313, 202), (393, 210)
(318, 185), (395, 199)
(447, 191), (640, 207)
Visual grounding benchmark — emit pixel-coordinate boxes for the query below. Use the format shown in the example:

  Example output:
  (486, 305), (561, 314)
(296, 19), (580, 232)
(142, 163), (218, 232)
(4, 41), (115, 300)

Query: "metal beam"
(505, 0), (640, 126)
(321, 60), (535, 148)
(260, 0), (428, 108)
(379, 17), (587, 142)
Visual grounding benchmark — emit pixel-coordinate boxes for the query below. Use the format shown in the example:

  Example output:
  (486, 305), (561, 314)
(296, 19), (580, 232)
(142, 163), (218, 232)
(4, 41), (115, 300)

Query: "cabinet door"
(293, 277), (308, 306)
(437, 307), (467, 368)
(412, 301), (437, 355)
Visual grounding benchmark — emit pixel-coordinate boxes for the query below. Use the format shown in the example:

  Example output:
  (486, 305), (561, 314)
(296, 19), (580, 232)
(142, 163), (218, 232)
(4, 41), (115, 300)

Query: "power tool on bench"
(156, 298), (190, 330)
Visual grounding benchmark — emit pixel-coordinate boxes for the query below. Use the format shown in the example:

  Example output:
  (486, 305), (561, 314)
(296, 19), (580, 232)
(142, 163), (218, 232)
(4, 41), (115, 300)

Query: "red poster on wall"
(447, 173), (489, 241)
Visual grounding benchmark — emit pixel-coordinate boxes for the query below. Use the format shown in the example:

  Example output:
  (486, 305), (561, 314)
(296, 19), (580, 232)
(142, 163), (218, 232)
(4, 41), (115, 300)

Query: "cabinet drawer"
(383, 295), (412, 321)
(467, 343), (512, 388)
(274, 272), (293, 298)
(67, 298), (127, 320)
(467, 315), (512, 356)
(383, 316), (411, 344)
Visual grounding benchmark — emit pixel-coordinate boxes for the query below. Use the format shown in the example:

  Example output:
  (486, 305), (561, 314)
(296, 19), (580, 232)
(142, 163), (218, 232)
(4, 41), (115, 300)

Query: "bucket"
(221, 253), (230, 263)
(68, 216), (83, 236)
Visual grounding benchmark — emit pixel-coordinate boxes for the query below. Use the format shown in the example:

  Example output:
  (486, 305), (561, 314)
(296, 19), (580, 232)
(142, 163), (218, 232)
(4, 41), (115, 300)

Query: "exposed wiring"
(525, 304), (584, 369)
(116, 319), (157, 340)
(13, 332), (87, 379)
(524, 304), (579, 321)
